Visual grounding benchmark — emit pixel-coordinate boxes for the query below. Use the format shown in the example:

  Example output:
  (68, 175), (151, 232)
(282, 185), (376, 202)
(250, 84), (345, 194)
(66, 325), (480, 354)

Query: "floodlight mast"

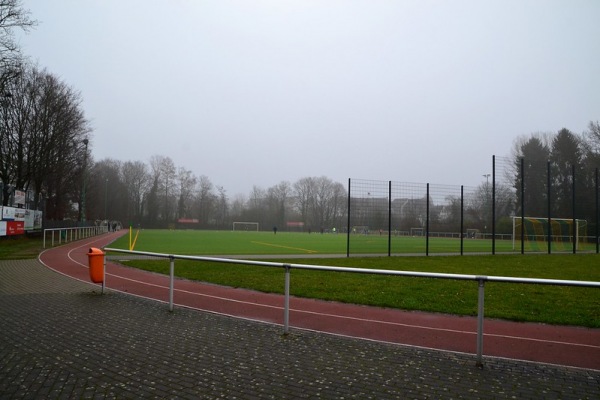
(81, 139), (89, 222)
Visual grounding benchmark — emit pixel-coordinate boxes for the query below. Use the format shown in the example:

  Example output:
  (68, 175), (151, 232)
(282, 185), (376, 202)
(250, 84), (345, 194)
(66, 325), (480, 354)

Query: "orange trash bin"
(87, 247), (105, 283)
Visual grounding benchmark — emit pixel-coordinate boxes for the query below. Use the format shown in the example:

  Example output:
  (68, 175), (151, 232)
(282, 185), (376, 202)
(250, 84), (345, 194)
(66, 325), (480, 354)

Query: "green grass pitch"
(110, 228), (592, 256)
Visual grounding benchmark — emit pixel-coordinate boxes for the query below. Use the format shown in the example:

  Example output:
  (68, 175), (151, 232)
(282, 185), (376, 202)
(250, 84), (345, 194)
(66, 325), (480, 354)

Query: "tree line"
(0, 65), (90, 218)
(85, 155), (347, 231)
(513, 124), (599, 226)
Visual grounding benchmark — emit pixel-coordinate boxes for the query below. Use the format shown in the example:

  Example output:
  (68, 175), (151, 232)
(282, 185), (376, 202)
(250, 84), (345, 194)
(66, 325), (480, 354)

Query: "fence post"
(595, 167), (600, 254)
(169, 256), (175, 312)
(284, 264), (291, 335)
(426, 183), (430, 256)
(572, 164), (576, 254)
(476, 277), (486, 368)
(347, 178), (351, 258)
(520, 158), (525, 254)
(492, 155), (496, 255)
(547, 161), (552, 254)
(460, 185), (464, 255)
(388, 181), (392, 257)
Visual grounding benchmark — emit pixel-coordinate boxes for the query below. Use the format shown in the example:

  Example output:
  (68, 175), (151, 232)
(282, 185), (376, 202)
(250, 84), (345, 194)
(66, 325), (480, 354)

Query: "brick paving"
(1, 259), (599, 399)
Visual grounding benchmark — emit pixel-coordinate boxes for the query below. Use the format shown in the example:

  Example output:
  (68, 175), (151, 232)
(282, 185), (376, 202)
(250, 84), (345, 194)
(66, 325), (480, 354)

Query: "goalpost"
(512, 217), (587, 251)
(410, 227), (424, 237)
(466, 229), (480, 239)
(232, 222), (259, 231)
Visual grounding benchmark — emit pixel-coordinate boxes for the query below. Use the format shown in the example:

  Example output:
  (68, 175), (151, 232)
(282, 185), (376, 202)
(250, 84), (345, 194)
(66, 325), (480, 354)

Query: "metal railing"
(43, 225), (108, 248)
(103, 247), (600, 367)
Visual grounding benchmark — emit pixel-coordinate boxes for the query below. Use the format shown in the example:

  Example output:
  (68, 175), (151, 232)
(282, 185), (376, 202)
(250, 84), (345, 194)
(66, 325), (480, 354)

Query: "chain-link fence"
(347, 156), (599, 256)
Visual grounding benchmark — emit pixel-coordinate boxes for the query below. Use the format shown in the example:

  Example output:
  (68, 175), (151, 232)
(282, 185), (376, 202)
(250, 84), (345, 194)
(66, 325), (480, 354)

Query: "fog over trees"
(86, 156), (348, 231)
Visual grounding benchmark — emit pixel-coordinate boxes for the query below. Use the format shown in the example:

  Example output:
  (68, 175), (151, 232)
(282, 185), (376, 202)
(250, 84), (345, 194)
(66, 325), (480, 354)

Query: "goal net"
(232, 222), (259, 231)
(410, 227), (424, 237)
(466, 229), (480, 239)
(352, 226), (369, 234)
(512, 217), (587, 251)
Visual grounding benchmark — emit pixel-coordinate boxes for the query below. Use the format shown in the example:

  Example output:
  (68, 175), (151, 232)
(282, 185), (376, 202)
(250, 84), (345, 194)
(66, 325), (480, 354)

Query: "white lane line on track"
(66, 237), (113, 267)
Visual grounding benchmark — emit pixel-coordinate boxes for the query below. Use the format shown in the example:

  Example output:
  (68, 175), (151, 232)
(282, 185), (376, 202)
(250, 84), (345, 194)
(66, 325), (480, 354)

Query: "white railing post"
(169, 256), (175, 312)
(102, 253), (106, 295)
(284, 264), (291, 335)
(476, 277), (486, 368)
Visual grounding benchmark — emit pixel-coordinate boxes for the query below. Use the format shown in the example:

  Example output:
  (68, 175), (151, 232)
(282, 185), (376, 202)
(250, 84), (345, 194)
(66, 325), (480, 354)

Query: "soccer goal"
(410, 227), (424, 237)
(466, 229), (480, 239)
(512, 217), (587, 251)
(232, 222), (259, 231)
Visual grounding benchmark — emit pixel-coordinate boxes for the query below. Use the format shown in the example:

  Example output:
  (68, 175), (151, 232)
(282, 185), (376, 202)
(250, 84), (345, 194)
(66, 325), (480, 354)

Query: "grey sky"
(19, 0), (600, 197)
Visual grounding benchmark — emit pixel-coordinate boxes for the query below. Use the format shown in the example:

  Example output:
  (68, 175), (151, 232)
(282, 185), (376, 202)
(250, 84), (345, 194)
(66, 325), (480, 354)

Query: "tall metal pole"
(347, 178), (351, 258)
(483, 173), (490, 246)
(388, 181), (392, 257)
(520, 158), (525, 254)
(426, 183), (430, 256)
(492, 155), (496, 255)
(547, 160), (552, 254)
(572, 164), (576, 254)
(104, 178), (108, 222)
(460, 185), (464, 255)
(596, 167), (600, 254)
(81, 139), (89, 223)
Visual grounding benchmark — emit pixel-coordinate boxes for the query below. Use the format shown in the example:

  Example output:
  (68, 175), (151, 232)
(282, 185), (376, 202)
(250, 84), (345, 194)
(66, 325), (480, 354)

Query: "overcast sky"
(18, 0), (600, 197)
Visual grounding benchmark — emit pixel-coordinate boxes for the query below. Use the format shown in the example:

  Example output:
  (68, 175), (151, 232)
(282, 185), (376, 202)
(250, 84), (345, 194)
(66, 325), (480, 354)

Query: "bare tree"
(293, 176), (346, 230)
(88, 158), (123, 221)
(121, 160), (149, 224)
(215, 186), (228, 228)
(147, 155), (177, 225)
(229, 193), (246, 221)
(0, 0), (36, 92)
(583, 121), (600, 155)
(0, 66), (89, 218)
(266, 181), (291, 229)
(176, 167), (196, 219)
(293, 177), (314, 227)
(194, 175), (215, 227)
(247, 185), (266, 224)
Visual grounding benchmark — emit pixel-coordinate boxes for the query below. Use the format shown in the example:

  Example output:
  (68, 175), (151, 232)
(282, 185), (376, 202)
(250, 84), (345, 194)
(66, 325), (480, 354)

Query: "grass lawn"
(0, 236), (44, 259)
(110, 229), (594, 255)
(108, 229), (600, 328)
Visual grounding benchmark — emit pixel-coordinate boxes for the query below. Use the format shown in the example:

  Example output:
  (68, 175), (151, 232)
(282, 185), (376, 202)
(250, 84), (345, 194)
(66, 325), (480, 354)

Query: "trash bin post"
(102, 252), (106, 294)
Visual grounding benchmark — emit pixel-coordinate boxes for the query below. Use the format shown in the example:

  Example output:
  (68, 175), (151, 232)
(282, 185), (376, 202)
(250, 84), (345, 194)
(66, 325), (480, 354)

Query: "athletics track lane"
(38, 230), (600, 370)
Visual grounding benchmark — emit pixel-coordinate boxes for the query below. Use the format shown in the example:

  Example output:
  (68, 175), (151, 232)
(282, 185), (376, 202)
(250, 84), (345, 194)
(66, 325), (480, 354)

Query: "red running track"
(38, 230), (600, 370)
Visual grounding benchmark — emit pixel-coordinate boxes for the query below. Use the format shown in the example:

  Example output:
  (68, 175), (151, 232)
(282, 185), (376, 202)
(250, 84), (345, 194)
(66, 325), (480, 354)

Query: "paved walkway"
(1, 258), (599, 398)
